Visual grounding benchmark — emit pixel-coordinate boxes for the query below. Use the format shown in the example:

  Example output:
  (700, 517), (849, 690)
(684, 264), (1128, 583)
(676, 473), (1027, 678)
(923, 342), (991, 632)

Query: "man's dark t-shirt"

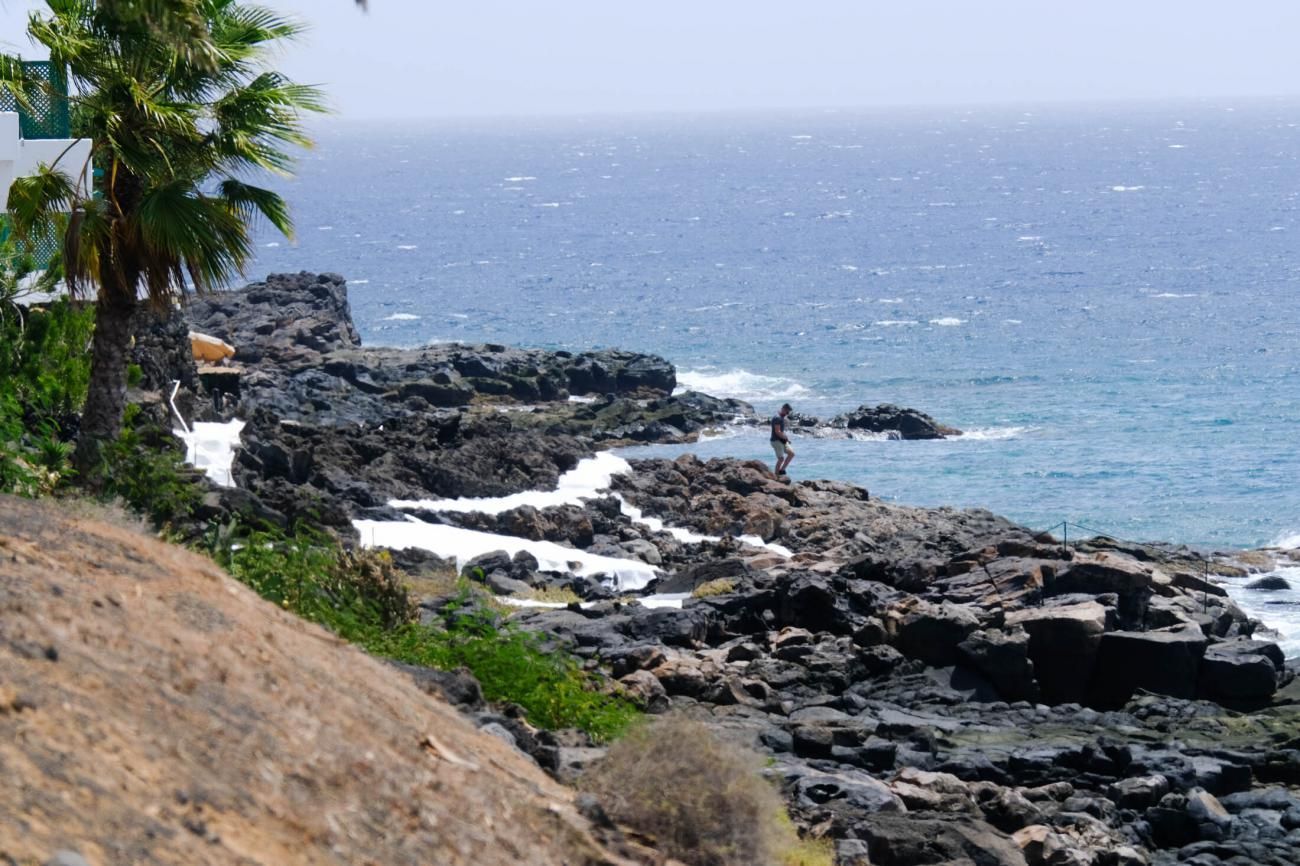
(771, 414), (786, 442)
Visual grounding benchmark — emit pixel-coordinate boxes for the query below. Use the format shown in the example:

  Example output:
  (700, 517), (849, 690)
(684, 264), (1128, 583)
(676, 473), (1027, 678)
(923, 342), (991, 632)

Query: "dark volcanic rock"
(1198, 642), (1281, 707)
(1089, 625), (1209, 707)
(1247, 575), (1291, 591)
(830, 403), (962, 439)
(151, 271), (1300, 866)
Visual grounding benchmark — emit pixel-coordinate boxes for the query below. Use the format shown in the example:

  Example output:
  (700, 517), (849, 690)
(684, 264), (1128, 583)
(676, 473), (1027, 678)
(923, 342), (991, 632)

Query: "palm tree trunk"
(73, 294), (136, 485)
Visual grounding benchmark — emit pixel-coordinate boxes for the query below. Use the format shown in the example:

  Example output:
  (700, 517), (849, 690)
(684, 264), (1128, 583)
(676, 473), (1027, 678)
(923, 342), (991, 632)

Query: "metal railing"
(1027, 519), (1218, 621)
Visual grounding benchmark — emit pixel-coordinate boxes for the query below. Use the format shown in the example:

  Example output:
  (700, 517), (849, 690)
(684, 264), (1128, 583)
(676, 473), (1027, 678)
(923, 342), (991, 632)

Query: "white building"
(1, 61), (91, 261)
(0, 112), (91, 206)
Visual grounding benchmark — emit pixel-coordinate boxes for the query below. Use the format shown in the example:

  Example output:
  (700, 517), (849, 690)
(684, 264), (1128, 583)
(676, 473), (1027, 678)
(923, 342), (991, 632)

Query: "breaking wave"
(675, 369), (810, 402)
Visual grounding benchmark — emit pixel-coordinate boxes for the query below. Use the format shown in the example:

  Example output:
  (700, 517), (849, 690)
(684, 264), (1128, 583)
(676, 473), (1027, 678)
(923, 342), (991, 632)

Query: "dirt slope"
(0, 496), (653, 866)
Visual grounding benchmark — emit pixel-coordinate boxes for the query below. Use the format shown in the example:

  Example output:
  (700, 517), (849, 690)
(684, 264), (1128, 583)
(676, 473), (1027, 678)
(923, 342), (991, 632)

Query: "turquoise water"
(249, 101), (1300, 551)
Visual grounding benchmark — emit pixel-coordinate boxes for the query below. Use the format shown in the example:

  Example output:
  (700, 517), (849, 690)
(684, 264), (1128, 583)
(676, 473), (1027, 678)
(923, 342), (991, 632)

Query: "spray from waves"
(674, 368), (810, 402)
(1271, 531), (1300, 550)
(956, 426), (1033, 441)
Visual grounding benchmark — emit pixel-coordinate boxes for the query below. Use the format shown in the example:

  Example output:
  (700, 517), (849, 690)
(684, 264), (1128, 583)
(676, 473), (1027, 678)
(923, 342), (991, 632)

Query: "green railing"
(0, 60), (71, 140)
(0, 215), (62, 272)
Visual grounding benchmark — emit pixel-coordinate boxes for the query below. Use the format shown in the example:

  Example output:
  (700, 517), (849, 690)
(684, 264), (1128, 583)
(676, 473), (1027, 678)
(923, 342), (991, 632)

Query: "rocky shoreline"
(135, 273), (1300, 866)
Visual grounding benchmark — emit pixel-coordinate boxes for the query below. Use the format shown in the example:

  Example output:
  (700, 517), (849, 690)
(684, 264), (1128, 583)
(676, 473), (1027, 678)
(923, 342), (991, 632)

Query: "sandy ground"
(0, 495), (664, 866)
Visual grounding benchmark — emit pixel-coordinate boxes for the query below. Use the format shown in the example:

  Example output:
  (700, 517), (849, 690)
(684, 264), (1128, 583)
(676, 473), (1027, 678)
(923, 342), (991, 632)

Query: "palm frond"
(217, 177), (293, 238)
(0, 53), (34, 113)
(6, 168), (77, 239)
(136, 180), (252, 294)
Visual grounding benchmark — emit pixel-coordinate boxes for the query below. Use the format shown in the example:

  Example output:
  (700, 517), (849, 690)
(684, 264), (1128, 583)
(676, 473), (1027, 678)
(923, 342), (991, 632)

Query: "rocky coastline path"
(129, 272), (1300, 866)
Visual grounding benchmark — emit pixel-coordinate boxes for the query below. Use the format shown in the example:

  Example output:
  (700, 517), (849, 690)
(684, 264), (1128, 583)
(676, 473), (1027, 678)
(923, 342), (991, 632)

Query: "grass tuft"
(517, 586), (582, 605)
(692, 577), (737, 598)
(581, 716), (820, 865)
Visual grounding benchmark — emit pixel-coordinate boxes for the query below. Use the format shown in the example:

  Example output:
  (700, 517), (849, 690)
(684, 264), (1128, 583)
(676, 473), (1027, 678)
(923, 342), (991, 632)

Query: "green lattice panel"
(0, 61), (71, 140)
(0, 216), (62, 271)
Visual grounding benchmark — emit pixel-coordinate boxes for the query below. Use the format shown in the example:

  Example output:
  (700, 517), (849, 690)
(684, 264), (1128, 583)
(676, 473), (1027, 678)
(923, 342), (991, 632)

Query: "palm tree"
(1, 0), (324, 482)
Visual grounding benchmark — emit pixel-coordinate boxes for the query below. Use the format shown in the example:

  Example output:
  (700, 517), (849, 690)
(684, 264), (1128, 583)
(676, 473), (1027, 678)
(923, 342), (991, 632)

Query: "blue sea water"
(247, 101), (1300, 553)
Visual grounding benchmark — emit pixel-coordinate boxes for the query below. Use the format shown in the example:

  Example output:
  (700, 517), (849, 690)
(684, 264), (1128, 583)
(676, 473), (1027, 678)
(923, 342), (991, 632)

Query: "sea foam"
(675, 369), (810, 401)
(1272, 531), (1300, 551)
(355, 518), (659, 591)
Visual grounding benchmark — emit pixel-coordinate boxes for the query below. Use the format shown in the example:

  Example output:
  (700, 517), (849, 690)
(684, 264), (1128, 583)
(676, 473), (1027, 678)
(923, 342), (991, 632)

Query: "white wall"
(0, 111), (92, 209)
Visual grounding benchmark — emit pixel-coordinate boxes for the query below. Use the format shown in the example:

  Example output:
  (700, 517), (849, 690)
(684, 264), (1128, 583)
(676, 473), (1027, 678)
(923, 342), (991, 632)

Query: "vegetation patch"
(581, 716), (825, 866)
(692, 577), (737, 598)
(205, 524), (636, 741)
(0, 250), (93, 496)
(518, 586), (583, 606)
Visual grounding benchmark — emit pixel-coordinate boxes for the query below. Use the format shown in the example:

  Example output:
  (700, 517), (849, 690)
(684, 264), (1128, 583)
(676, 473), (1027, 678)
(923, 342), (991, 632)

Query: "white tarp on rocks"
(174, 420), (244, 487)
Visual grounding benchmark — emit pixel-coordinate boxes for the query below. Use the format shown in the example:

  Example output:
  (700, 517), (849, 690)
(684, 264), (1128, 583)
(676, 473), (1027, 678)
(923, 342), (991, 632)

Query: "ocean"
(244, 101), (1300, 649)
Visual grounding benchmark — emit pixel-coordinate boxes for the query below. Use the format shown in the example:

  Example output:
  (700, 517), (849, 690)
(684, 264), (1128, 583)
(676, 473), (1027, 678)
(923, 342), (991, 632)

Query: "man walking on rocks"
(771, 403), (795, 477)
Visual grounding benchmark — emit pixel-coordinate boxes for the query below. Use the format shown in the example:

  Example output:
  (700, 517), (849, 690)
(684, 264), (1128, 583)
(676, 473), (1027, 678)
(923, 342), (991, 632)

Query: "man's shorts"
(772, 439), (790, 459)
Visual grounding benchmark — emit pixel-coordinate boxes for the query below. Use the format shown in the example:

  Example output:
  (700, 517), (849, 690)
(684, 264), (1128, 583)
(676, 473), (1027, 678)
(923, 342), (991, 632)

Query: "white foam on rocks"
(361, 452), (792, 590)
(354, 517), (659, 591)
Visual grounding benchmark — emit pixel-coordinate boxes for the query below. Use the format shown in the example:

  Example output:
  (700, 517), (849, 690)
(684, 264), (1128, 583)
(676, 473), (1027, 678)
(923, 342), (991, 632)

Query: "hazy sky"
(2, 1), (1299, 118)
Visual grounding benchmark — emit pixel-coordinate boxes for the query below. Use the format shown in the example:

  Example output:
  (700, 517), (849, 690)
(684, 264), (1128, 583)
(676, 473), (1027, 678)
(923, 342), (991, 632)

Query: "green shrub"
(100, 404), (203, 525)
(581, 716), (819, 866)
(376, 591), (637, 742)
(0, 297), (93, 422)
(205, 525), (636, 741)
(0, 255), (92, 497)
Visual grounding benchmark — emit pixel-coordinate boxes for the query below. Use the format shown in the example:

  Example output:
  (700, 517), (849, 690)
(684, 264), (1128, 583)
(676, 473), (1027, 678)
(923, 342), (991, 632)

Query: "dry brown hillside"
(0, 495), (663, 866)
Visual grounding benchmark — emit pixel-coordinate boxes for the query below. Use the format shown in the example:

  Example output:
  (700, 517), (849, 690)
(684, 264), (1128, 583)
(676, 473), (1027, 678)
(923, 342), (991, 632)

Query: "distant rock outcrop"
(831, 403), (963, 439)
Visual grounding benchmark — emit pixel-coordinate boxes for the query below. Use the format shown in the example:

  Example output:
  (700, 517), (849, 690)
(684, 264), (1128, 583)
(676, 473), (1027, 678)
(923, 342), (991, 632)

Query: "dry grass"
(581, 716), (815, 866)
(691, 578), (737, 598)
(518, 586), (583, 605)
(402, 565), (462, 600)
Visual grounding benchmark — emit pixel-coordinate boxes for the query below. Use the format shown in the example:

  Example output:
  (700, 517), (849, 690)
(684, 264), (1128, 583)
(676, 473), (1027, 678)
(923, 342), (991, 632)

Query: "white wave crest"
(674, 369), (810, 401)
(929, 317), (965, 326)
(873, 320), (918, 327)
(382, 313), (421, 321)
(1271, 531), (1300, 550)
(1110, 185), (1145, 192)
(396, 244), (418, 250)
(957, 426), (1031, 441)
(1152, 292), (1196, 298)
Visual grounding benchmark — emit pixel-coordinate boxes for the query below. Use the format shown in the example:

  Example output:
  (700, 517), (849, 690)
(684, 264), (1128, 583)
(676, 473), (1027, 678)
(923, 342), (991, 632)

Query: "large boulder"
(564, 348), (675, 396)
(1006, 601), (1108, 704)
(1050, 553), (1154, 595)
(1088, 624), (1208, 708)
(892, 600), (982, 666)
(1198, 640), (1282, 707)
(958, 628), (1040, 702)
(831, 403), (962, 440)
(857, 815), (1026, 866)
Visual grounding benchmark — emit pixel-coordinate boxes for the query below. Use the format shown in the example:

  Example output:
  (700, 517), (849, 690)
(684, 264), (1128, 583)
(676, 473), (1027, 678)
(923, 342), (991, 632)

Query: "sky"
(2, 1), (1299, 119)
